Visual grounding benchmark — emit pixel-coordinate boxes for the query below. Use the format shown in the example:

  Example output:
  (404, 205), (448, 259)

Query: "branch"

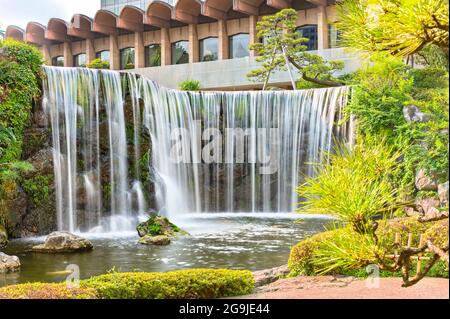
(287, 57), (343, 87)
(427, 241), (449, 264)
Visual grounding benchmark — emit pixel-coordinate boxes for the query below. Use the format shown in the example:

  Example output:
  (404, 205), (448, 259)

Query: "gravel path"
(238, 276), (449, 299)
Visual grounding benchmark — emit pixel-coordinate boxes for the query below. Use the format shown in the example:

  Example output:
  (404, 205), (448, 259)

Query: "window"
(145, 44), (161, 67)
(296, 25), (318, 51)
(120, 47), (135, 69)
(199, 37), (218, 62)
(328, 24), (342, 49)
(74, 53), (87, 67)
(172, 41), (189, 65)
(229, 33), (250, 59)
(96, 50), (110, 63)
(52, 56), (64, 67)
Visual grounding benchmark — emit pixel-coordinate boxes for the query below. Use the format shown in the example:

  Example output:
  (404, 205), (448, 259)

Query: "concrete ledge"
(132, 48), (361, 90)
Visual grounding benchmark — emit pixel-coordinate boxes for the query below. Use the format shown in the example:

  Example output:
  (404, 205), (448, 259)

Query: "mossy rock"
(288, 217), (449, 277)
(139, 235), (171, 246)
(137, 215), (187, 239)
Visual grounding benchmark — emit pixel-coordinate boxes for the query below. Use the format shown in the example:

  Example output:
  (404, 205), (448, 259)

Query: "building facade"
(5, 0), (359, 90)
(101, 0), (175, 15)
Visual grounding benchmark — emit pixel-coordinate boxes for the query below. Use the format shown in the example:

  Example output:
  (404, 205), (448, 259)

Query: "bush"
(288, 218), (449, 278)
(0, 283), (97, 299)
(179, 79), (201, 91)
(87, 58), (110, 70)
(82, 269), (255, 299)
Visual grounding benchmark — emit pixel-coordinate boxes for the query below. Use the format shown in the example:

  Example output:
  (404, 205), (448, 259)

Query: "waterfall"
(42, 66), (354, 232)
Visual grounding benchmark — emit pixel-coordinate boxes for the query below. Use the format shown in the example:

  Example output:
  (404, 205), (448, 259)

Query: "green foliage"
(82, 269), (254, 299)
(87, 58), (110, 70)
(21, 175), (54, 207)
(288, 218), (449, 277)
(346, 54), (449, 193)
(0, 283), (97, 299)
(149, 223), (163, 236)
(297, 139), (404, 233)
(248, 9), (344, 88)
(336, 0), (449, 57)
(179, 79), (201, 91)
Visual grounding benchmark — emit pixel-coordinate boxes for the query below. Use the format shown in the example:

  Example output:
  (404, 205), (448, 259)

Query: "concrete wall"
(132, 48), (360, 90)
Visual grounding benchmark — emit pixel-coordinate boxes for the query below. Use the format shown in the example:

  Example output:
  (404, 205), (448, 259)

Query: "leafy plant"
(336, 0), (449, 58)
(87, 58), (110, 70)
(179, 79), (201, 91)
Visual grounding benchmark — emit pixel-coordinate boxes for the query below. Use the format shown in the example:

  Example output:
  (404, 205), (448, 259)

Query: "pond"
(1, 213), (331, 287)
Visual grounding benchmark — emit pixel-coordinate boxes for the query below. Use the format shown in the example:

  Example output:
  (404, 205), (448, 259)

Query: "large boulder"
(32, 231), (93, 253)
(415, 169), (439, 191)
(0, 253), (20, 273)
(438, 182), (449, 207)
(0, 225), (7, 249)
(138, 235), (171, 246)
(415, 197), (441, 216)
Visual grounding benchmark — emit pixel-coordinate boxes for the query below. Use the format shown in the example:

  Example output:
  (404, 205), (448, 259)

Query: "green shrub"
(288, 218), (449, 278)
(87, 58), (110, 70)
(179, 79), (201, 91)
(0, 283), (97, 299)
(82, 269), (255, 299)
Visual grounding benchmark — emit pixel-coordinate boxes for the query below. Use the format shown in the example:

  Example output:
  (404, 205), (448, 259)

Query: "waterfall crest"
(42, 66), (354, 233)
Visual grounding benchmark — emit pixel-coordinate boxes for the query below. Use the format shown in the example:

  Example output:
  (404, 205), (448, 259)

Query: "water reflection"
(1, 214), (331, 287)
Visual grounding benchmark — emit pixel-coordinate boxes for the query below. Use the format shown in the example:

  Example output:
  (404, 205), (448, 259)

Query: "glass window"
(199, 37), (218, 62)
(120, 47), (135, 69)
(96, 50), (110, 63)
(229, 33), (250, 59)
(329, 24), (342, 49)
(296, 25), (318, 51)
(171, 41), (189, 65)
(145, 44), (161, 67)
(74, 53), (87, 67)
(52, 56), (64, 67)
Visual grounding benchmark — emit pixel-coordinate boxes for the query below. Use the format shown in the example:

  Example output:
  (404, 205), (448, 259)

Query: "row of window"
(52, 25), (341, 68)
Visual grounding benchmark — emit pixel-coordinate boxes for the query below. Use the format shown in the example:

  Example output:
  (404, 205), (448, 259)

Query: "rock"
(415, 169), (438, 191)
(0, 225), (8, 249)
(438, 182), (449, 206)
(23, 148), (54, 178)
(32, 231), (93, 253)
(139, 235), (171, 246)
(0, 253), (20, 273)
(403, 105), (431, 123)
(415, 197), (441, 215)
(137, 215), (186, 238)
(253, 265), (290, 287)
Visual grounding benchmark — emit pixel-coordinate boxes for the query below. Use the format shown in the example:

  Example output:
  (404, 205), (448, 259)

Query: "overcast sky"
(0, 0), (100, 30)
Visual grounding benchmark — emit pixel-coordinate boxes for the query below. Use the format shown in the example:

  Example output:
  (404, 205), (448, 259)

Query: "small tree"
(248, 9), (344, 90)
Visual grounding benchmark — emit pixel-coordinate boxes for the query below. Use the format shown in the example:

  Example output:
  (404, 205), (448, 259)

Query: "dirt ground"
(238, 276), (449, 299)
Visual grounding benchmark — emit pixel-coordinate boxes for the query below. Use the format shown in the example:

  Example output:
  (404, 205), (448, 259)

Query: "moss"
(21, 174), (54, 207)
(288, 217), (449, 278)
(0, 283), (97, 299)
(82, 269), (255, 299)
(137, 215), (187, 238)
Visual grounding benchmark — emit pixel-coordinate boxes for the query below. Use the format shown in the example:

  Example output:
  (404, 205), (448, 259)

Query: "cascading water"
(42, 66), (354, 233)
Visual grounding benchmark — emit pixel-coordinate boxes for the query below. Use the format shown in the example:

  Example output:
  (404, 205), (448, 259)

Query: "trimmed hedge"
(288, 218), (449, 277)
(82, 269), (255, 299)
(0, 269), (255, 300)
(0, 283), (97, 299)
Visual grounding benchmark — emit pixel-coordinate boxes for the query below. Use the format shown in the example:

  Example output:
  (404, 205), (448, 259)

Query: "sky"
(0, 0), (100, 30)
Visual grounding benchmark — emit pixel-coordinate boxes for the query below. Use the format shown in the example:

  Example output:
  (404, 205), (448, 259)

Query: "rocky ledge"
(137, 215), (187, 246)
(32, 231), (93, 253)
(0, 252), (20, 273)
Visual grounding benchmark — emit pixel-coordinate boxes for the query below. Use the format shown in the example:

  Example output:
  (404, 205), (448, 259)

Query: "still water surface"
(1, 213), (331, 287)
